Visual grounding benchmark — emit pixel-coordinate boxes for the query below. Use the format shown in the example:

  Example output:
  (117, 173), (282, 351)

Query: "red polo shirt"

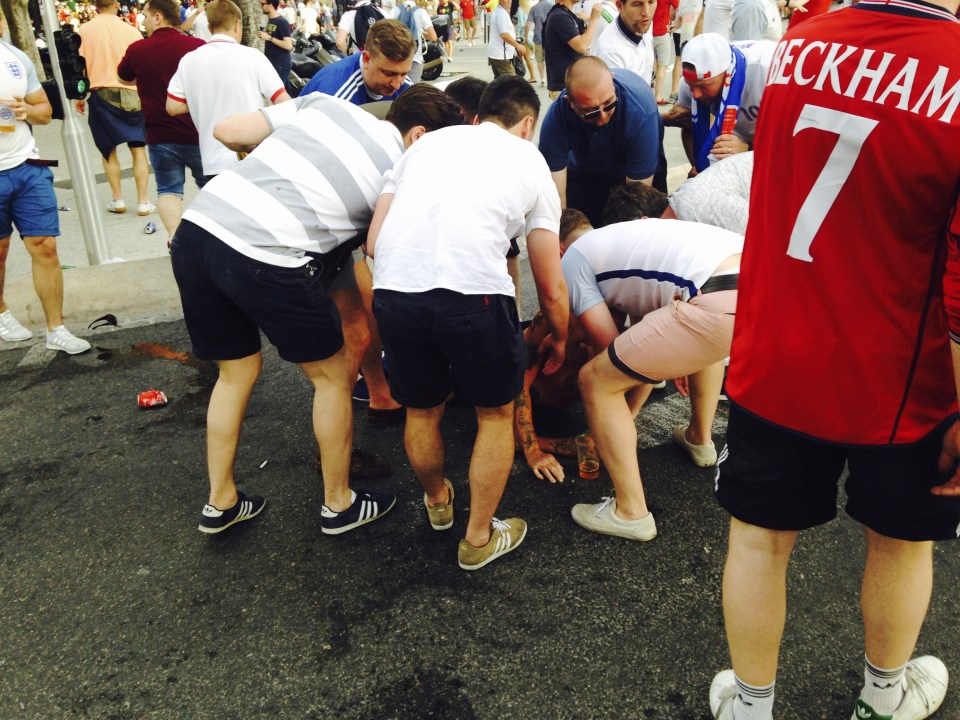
(117, 27), (204, 145)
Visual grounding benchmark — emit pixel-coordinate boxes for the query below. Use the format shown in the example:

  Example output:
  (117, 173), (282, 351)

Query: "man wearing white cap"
(662, 33), (774, 174)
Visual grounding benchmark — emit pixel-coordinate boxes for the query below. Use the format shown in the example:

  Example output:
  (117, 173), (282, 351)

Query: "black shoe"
(320, 489), (396, 535)
(198, 491), (266, 534)
(316, 447), (392, 480)
(366, 406), (405, 425)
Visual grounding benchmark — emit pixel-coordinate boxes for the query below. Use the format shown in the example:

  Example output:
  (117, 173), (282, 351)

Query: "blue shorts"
(148, 143), (209, 197)
(0, 161), (59, 238)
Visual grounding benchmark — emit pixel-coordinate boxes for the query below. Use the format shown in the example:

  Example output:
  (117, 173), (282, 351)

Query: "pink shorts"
(609, 289), (736, 382)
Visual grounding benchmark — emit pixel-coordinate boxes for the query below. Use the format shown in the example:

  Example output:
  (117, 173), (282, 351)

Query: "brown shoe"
(315, 446), (392, 480)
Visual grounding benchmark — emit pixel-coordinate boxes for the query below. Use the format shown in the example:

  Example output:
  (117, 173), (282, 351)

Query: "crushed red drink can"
(138, 390), (168, 408)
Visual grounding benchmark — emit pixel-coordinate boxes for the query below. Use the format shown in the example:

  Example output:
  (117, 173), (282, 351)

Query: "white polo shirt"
(373, 121), (561, 297)
(486, 4), (517, 60)
(593, 18), (655, 83)
(167, 35), (286, 175)
(561, 218), (743, 317)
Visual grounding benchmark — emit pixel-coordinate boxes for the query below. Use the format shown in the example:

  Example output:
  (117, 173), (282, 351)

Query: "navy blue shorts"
(170, 220), (343, 363)
(373, 288), (525, 409)
(716, 404), (960, 542)
(0, 162), (59, 238)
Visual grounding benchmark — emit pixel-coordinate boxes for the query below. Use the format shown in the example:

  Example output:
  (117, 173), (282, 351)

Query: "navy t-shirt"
(538, 68), (662, 182)
(541, 3), (584, 92)
(264, 14), (292, 71)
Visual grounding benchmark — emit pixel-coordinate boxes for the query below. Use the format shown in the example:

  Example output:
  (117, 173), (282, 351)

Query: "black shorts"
(170, 220), (343, 364)
(716, 404), (960, 542)
(373, 288), (525, 409)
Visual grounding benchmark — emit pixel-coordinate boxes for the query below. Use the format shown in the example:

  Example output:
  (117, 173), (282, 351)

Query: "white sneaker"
(106, 199), (126, 214)
(0, 309), (33, 341)
(45, 325), (91, 355)
(850, 657), (948, 720)
(570, 497), (657, 541)
(709, 670), (737, 719)
(673, 424), (718, 467)
(137, 202), (156, 216)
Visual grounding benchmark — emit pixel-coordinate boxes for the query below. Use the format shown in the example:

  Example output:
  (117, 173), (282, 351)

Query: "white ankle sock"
(860, 657), (906, 714)
(733, 675), (775, 720)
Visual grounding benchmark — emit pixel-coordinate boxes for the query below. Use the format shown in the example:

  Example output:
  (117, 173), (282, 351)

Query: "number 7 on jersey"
(787, 105), (879, 262)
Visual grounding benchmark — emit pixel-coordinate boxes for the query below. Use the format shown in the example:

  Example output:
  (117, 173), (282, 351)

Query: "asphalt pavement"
(2, 40), (959, 720)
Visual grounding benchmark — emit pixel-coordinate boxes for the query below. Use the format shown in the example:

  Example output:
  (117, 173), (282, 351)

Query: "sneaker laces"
(490, 517), (509, 533)
(904, 662), (938, 710)
(594, 497), (615, 516)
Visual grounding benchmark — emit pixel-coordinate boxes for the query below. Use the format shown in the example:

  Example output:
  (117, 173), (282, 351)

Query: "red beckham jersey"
(726, 0), (960, 445)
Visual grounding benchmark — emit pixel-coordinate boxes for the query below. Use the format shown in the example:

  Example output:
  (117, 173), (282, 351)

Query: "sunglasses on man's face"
(570, 97), (618, 120)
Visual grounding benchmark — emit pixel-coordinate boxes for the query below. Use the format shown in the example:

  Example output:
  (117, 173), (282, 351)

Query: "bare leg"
(654, 63), (668, 102)
(405, 404), (448, 504)
(330, 283), (370, 379)
(300, 347), (355, 511)
(206, 353), (262, 509)
(157, 194), (183, 238)
(862, 528), (933, 667)
(0, 235), (9, 312)
(103, 148), (123, 202)
(23, 235), (64, 331)
(464, 402), (515, 547)
(579, 351), (649, 519)
(685, 359), (725, 445)
(354, 258), (401, 411)
(131, 145), (150, 205)
(722, 517), (798, 685)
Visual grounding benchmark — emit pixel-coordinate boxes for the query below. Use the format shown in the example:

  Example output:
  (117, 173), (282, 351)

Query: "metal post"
(38, 0), (111, 266)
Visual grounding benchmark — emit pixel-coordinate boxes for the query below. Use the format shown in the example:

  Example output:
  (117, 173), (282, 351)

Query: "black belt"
(699, 273), (738, 295)
(25, 158), (59, 167)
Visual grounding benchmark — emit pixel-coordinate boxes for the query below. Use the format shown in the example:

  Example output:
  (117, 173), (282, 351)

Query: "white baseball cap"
(681, 33), (730, 82)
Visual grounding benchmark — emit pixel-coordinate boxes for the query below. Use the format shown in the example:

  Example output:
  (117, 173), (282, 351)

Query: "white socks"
(733, 675), (775, 720)
(860, 657), (906, 714)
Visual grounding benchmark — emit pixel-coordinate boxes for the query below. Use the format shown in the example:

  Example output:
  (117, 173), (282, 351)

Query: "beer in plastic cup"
(0, 103), (16, 133)
(576, 432), (600, 479)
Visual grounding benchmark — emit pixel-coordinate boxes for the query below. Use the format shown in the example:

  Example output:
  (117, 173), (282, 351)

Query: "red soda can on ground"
(138, 390), (168, 408)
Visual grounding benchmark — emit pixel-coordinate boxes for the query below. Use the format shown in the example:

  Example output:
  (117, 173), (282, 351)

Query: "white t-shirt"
(0, 42), (42, 171)
(300, 5), (320, 34)
(669, 151), (753, 235)
(702, 0), (734, 39)
(584, 0), (618, 52)
(677, 39), (775, 145)
(373, 121), (561, 297)
(486, 4), (517, 60)
(561, 218), (743, 317)
(592, 19), (654, 83)
(182, 94), (404, 267)
(191, 11), (212, 40)
(168, 35), (287, 175)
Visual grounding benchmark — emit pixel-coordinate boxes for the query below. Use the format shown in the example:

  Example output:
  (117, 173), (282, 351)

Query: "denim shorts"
(148, 143), (209, 197)
(0, 161), (59, 238)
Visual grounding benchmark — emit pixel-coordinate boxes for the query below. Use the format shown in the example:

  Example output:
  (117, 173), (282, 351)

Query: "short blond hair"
(206, 0), (242, 33)
(365, 19), (416, 62)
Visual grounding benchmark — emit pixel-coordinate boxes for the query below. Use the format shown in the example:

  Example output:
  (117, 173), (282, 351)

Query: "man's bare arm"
(932, 340), (960, 496)
(550, 168), (568, 209)
(566, 4), (603, 54)
(526, 228), (570, 374)
(214, 109), (272, 152)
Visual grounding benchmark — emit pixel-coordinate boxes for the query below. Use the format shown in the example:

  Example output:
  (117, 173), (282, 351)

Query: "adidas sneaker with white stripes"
(320, 489), (396, 535)
(457, 517), (527, 570)
(198, 491), (266, 534)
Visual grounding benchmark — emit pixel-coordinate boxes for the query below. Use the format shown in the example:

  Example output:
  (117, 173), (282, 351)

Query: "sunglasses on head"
(571, 97), (618, 120)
